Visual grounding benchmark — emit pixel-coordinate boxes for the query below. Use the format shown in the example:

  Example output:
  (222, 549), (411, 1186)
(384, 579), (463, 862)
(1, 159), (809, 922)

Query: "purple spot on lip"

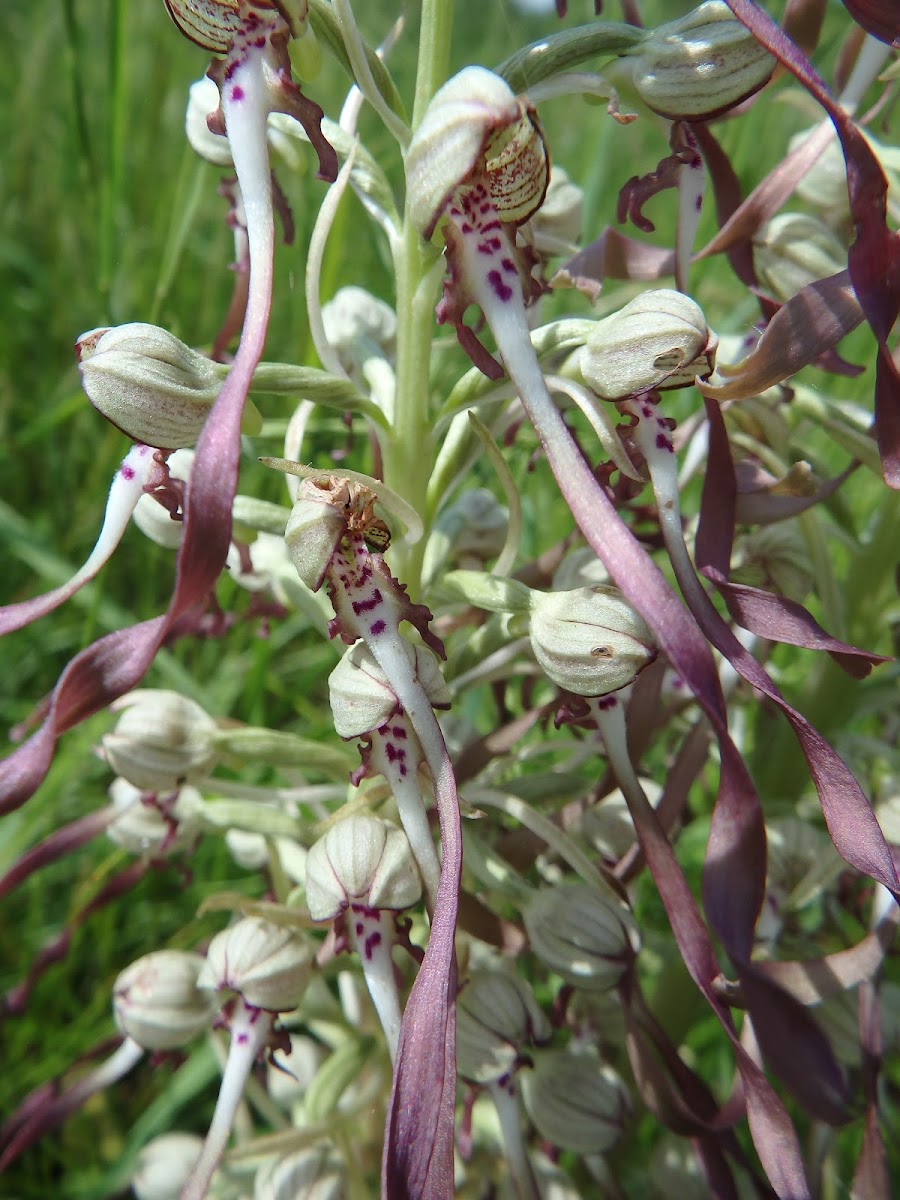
(231, 85), (245, 101)
(351, 587), (383, 616)
(477, 237), (502, 256)
(487, 270), (513, 302)
(695, 195), (703, 211)
(120, 465), (135, 480)
(370, 619), (387, 636)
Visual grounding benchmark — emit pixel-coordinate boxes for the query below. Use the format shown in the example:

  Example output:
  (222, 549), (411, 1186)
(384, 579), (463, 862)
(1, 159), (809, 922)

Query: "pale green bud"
(199, 917), (313, 1013)
(731, 522), (815, 604)
(522, 1050), (630, 1153)
(405, 67), (548, 240)
(106, 777), (204, 855)
(524, 883), (640, 990)
(792, 128), (900, 229)
(623, 1), (775, 120)
(225, 832), (307, 887)
(254, 1146), (346, 1200)
(132, 1133), (205, 1200)
(304, 815), (422, 920)
(77, 323), (260, 448)
(754, 213), (847, 303)
(433, 489), (509, 570)
(321, 286), (396, 360)
(529, 585), (655, 696)
(328, 641), (449, 740)
(579, 290), (713, 400)
(766, 818), (841, 910)
(650, 1139), (711, 1200)
(551, 547), (611, 592)
(114, 951), (214, 1051)
(456, 971), (551, 1084)
(102, 690), (219, 792)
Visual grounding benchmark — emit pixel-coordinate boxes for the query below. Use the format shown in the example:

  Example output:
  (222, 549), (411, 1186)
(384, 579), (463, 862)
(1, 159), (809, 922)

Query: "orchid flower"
(0, 2), (336, 814)
(273, 465), (462, 1198)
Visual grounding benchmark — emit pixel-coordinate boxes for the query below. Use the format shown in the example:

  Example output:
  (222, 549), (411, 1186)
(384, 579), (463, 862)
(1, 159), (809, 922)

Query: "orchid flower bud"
(198, 917), (313, 1013)
(101, 689), (220, 792)
(225, 831), (308, 886)
(731, 522), (815, 604)
(405, 66), (548, 243)
(328, 641), (450, 740)
(522, 1050), (630, 1154)
(551, 547), (611, 591)
(765, 817), (841, 913)
(113, 951), (214, 1051)
(523, 883), (640, 990)
(305, 815), (421, 920)
(254, 1145), (346, 1200)
(430, 489), (509, 574)
(792, 126), (900, 229)
(328, 643), (447, 912)
(578, 290), (713, 401)
(189, 917), (313, 1200)
(753, 213), (847, 303)
(582, 782), (662, 861)
(650, 1139), (711, 1200)
(76, 323), (262, 448)
(456, 971), (551, 1085)
(306, 815), (421, 1062)
(616, 1), (775, 121)
(529, 585), (655, 697)
(132, 1133), (205, 1200)
(106, 777), (204, 856)
(321, 286), (397, 362)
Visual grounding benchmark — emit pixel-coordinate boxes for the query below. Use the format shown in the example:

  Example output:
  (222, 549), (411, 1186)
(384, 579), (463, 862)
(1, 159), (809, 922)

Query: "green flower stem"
(412, 0), (455, 130)
(382, 0), (454, 591)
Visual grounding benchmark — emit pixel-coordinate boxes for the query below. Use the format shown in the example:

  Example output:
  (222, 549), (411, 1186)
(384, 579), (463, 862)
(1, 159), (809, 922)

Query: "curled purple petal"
(724, 0), (900, 485)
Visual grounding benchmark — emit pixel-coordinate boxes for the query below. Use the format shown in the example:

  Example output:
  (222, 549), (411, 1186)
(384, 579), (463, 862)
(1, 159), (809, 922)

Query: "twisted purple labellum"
(0, 3), (336, 813)
(723, 0), (900, 486)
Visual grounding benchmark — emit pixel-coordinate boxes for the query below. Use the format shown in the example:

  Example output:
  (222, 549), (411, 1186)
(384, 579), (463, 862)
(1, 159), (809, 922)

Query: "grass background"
(1, 1), (898, 1196)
